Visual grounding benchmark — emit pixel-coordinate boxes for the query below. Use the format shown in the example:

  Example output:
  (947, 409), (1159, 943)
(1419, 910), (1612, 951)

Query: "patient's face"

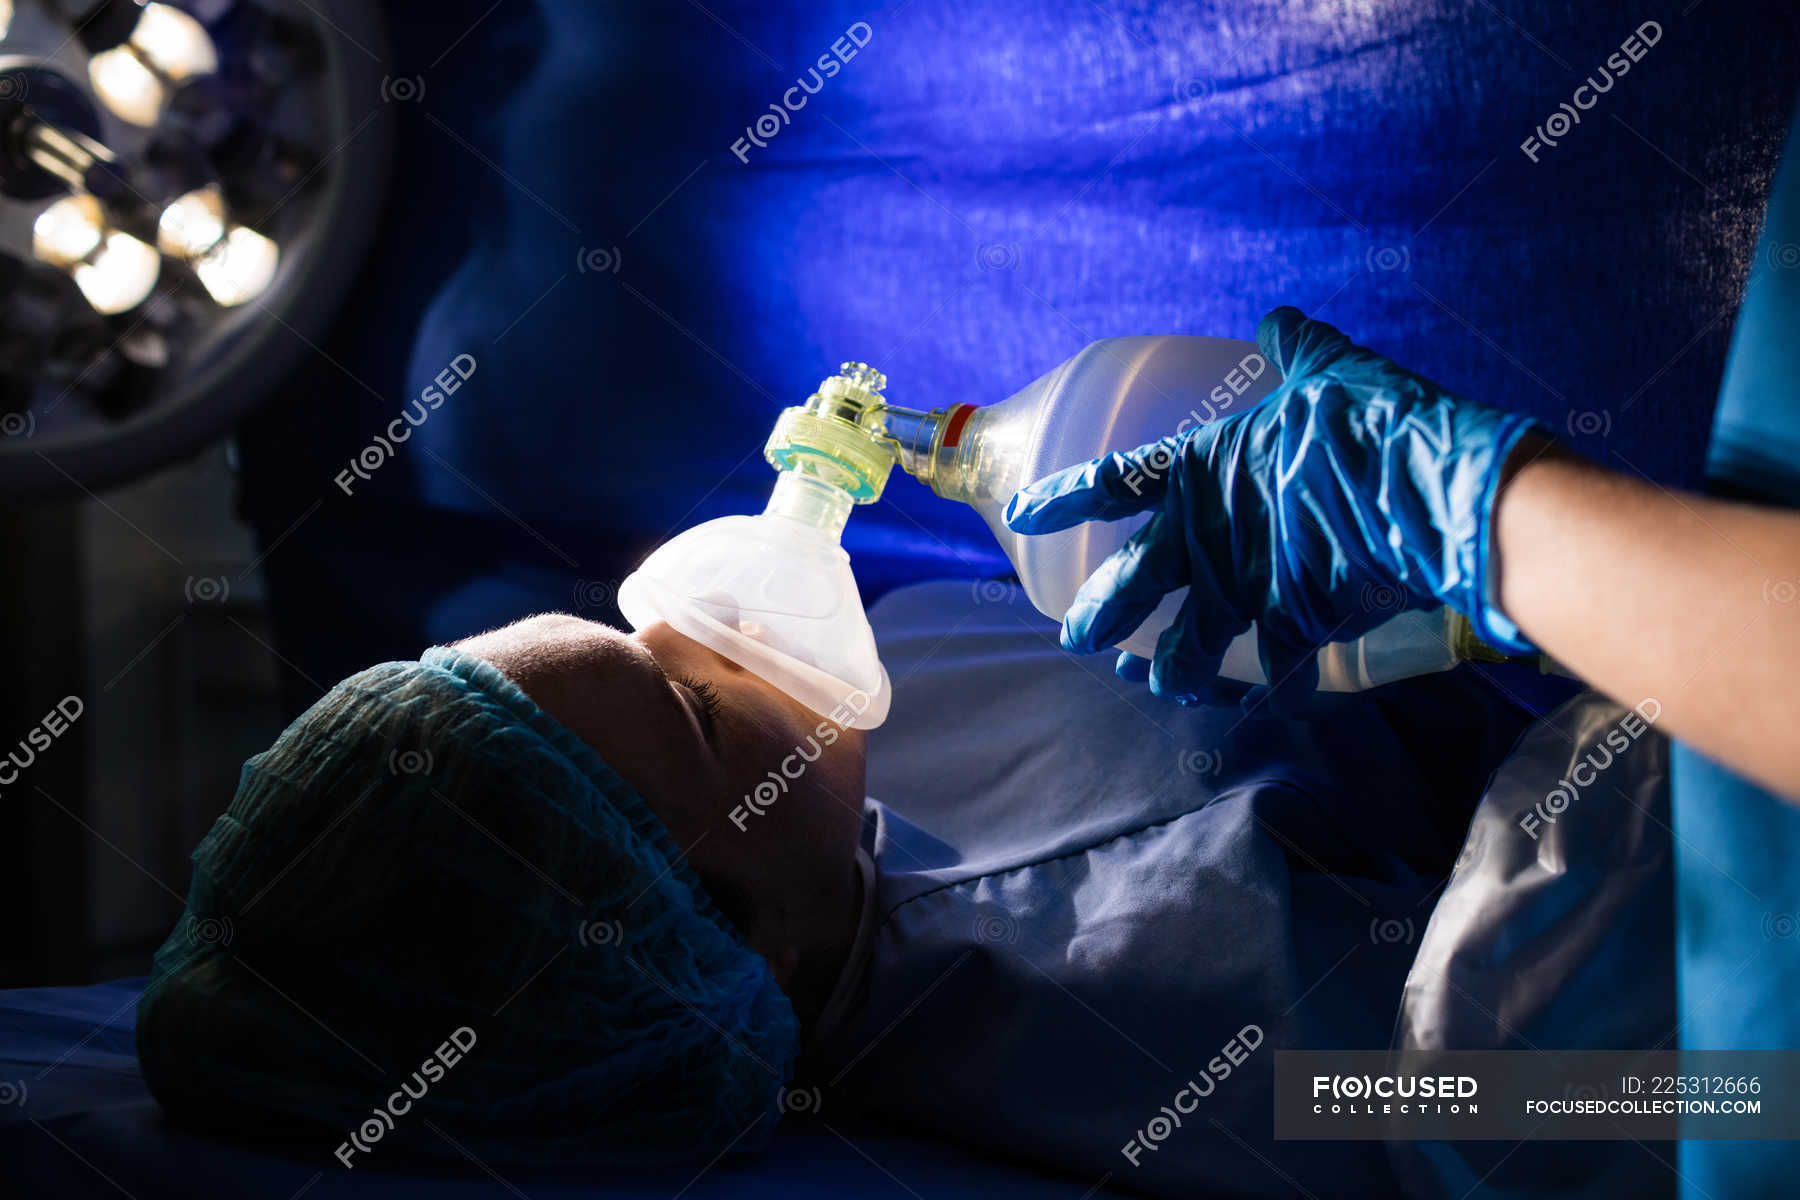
(451, 615), (867, 990)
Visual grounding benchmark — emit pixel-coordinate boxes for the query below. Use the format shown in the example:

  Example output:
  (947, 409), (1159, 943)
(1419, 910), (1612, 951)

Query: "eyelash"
(677, 674), (724, 723)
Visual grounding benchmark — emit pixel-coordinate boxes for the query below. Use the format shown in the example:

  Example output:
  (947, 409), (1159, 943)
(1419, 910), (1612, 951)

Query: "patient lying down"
(137, 609), (1516, 1195)
(138, 614), (869, 1165)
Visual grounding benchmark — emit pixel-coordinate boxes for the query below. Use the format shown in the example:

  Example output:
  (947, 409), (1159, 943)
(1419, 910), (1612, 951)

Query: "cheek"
(722, 681), (867, 798)
(799, 726), (867, 802)
(824, 727), (868, 793)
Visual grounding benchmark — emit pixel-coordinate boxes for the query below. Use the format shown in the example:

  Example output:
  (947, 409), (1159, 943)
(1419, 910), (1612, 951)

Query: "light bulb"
(195, 225), (279, 306)
(88, 44), (167, 127)
(72, 231), (162, 315)
(157, 185), (281, 306)
(158, 186), (227, 258)
(131, 4), (218, 82)
(36, 196), (163, 315)
(33, 195), (107, 268)
(88, 3), (219, 127)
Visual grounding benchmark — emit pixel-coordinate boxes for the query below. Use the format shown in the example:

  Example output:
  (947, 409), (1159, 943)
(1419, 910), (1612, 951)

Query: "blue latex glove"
(1003, 306), (1548, 709)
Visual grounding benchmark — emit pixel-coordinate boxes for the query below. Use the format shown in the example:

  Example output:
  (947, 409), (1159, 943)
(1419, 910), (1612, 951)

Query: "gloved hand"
(1003, 306), (1548, 709)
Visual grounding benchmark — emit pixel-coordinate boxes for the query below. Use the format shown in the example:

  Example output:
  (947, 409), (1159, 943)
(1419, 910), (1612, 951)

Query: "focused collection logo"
(1311, 1073), (1480, 1116)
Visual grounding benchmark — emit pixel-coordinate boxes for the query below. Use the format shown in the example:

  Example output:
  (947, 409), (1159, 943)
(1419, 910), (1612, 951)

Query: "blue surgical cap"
(136, 647), (800, 1164)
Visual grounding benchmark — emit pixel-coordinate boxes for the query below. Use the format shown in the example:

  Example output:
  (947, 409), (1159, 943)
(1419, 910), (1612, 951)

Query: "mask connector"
(764, 362), (899, 503)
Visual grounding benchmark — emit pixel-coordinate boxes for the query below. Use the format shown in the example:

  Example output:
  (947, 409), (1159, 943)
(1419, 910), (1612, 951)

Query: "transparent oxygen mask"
(617, 365), (898, 731)
(620, 353), (1520, 720)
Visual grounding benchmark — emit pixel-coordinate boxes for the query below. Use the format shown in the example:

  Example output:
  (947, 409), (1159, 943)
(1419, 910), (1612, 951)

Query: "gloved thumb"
(1256, 307), (1355, 382)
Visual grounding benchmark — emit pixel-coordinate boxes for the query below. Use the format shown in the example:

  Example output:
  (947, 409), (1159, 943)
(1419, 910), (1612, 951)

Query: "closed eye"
(675, 673), (723, 736)
(642, 653), (723, 742)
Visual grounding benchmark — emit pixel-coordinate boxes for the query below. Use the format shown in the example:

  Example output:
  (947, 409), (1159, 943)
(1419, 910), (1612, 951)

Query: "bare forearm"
(1494, 441), (1800, 801)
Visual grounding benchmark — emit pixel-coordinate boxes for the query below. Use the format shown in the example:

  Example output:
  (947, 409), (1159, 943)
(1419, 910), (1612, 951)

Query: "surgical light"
(34, 194), (161, 314)
(76, 232), (162, 314)
(131, 3), (218, 79)
(33, 193), (105, 267)
(0, 0), (385, 499)
(194, 225), (278, 306)
(158, 185), (281, 306)
(156, 185), (226, 257)
(88, 3), (219, 127)
(87, 44), (161, 126)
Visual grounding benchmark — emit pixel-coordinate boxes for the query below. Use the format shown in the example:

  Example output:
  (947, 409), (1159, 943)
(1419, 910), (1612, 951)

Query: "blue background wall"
(234, 0), (1800, 703)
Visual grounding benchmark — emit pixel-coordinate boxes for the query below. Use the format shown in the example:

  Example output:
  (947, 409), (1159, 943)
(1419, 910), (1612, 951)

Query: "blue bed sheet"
(0, 586), (1643, 1198)
(0, 979), (1101, 1199)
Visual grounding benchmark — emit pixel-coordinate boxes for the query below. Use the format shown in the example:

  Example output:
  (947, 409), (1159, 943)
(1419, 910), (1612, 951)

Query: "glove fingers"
(1114, 651), (1151, 682)
(1148, 587), (1238, 703)
(1256, 307), (1355, 381)
(1004, 437), (1181, 534)
(1061, 511), (1188, 654)
(1121, 649), (1246, 707)
(1252, 626), (1320, 717)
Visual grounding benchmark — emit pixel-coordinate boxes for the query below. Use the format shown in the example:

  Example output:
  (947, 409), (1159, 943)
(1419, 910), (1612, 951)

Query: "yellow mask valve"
(763, 362), (900, 503)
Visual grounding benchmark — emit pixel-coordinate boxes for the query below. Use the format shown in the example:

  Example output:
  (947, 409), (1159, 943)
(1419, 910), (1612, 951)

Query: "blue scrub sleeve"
(1674, 98), (1800, 1195)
